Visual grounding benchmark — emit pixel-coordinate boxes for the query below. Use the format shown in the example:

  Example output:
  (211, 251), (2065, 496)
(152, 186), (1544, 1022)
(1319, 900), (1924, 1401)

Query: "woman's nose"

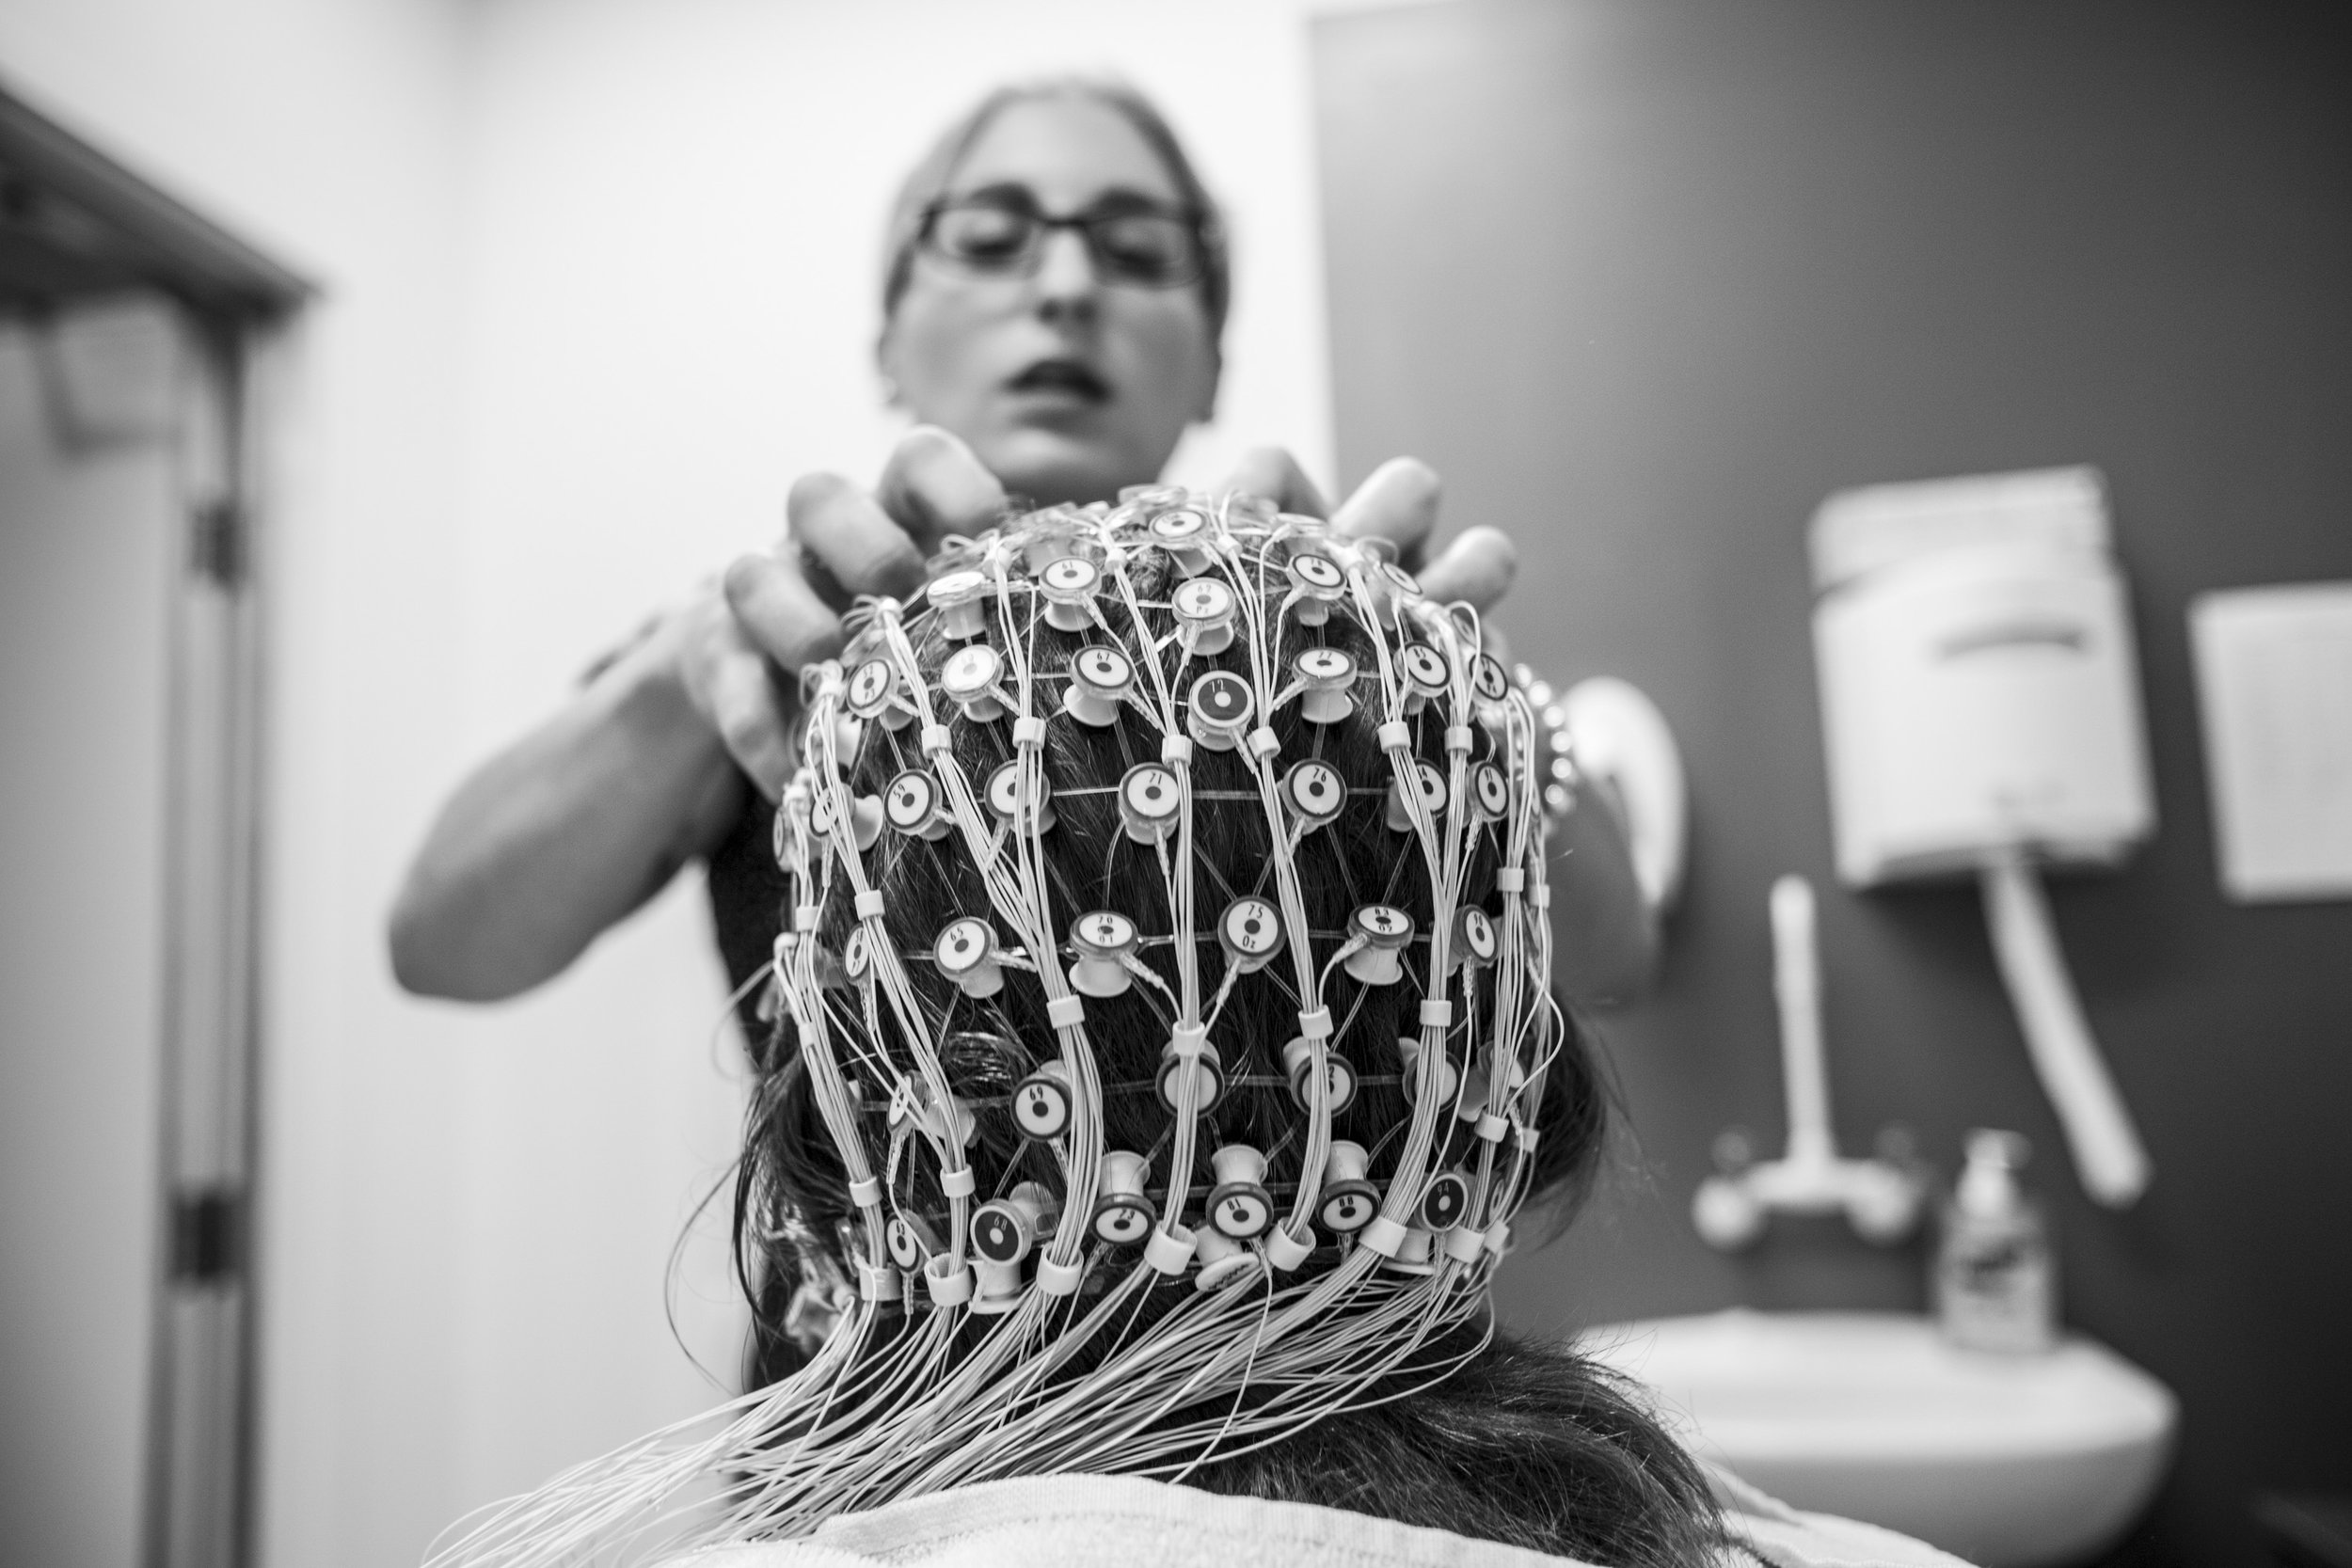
(1031, 227), (1101, 312)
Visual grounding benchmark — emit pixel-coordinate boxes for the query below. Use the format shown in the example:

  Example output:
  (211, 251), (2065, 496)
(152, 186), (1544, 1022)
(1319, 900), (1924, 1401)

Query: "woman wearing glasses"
(389, 77), (1649, 1039)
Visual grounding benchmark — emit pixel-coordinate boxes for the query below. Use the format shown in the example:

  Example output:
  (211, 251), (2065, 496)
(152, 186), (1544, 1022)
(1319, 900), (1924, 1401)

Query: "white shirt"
(663, 1465), (1973, 1568)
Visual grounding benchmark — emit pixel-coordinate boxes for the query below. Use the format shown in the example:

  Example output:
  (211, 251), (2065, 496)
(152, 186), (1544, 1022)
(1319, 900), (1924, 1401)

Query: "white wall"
(0, 4), (1341, 1563)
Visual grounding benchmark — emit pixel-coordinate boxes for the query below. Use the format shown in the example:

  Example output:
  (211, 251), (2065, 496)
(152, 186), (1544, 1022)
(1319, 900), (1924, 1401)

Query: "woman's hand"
(389, 427), (1008, 1000)
(693, 426), (1009, 799)
(1218, 449), (1518, 629)
(702, 440), (1518, 802)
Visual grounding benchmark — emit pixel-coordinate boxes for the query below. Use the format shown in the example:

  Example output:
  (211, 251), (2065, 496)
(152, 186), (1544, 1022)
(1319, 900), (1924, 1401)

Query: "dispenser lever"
(1980, 851), (2153, 1207)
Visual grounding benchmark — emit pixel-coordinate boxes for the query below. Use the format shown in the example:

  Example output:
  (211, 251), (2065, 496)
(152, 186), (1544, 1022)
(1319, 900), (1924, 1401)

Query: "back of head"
(437, 489), (1717, 1567)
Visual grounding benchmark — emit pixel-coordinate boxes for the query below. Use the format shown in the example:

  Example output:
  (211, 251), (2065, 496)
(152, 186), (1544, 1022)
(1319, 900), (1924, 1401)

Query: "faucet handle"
(1693, 1172), (1768, 1251)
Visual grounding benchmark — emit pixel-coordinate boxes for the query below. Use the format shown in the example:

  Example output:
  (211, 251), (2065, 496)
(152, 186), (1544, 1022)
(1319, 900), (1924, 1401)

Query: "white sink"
(1585, 1310), (2176, 1567)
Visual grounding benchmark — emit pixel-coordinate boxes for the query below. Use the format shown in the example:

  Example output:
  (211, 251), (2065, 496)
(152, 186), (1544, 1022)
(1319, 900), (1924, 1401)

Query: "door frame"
(3, 76), (309, 1568)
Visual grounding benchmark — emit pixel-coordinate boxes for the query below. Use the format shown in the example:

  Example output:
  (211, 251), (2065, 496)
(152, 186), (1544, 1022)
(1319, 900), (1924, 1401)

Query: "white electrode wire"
(1225, 516), (1332, 1233)
(809, 675), (971, 1270)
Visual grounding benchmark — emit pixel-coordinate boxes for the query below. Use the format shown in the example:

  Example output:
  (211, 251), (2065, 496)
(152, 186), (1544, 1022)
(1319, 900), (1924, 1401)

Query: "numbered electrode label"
(1041, 556), (1098, 594)
(985, 760), (1053, 833)
(1153, 507), (1208, 540)
(934, 918), (993, 977)
(1190, 672), (1252, 727)
(971, 1206), (1028, 1264)
(1283, 1037), (1359, 1114)
(1287, 551), (1345, 594)
(1068, 911), (1138, 999)
(1399, 642), (1451, 699)
(886, 1214), (935, 1271)
(1210, 1187), (1272, 1241)
(846, 657), (897, 718)
(1173, 577), (1233, 624)
(1471, 653), (1511, 705)
(1283, 759), (1347, 830)
(884, 769), (940, 834)
(1295, 647), (1354, 684)
(1319, 1184), (1377, 1234)
(1218, 896), (1285, 970)
(1074, 911), (1136, 954)
(1420, 1170), (1472, 1231)
(942, 643), (1002, 699)
(1295, 647), (1359, 723)
(1091, 1164), (1157, 1243)
(1458, 907), (1499, 966)
(1064, 644), (1133, 727)
(1472, 762), (1510, 821)
(985, 762), (1026, 821)
(1073, 645), (1131, 692)
(1013, 1071), (1073, 1140)
(1039, 554), (1103, 631)
(1119, 763), (1183, 843)
(1353, 904), (1413, 944)
(1187, 671), (1254, 750)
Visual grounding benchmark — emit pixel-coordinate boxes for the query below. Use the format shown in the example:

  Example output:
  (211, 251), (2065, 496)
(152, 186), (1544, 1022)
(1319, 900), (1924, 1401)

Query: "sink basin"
(1585, 1310), (2176, 1567)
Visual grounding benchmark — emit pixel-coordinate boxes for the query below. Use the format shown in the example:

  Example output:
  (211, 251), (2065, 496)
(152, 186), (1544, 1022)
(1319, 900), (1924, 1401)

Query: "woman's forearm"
(388, 618), (749, 1001)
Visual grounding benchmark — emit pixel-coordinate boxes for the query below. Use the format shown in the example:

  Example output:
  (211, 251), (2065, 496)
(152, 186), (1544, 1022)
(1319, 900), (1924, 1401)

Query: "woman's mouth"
(1006, 357), (1113, 404)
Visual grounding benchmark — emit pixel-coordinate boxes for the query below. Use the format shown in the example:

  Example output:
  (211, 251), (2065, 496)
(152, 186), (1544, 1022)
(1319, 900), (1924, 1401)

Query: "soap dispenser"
(1935, 1130), (2058, 1353)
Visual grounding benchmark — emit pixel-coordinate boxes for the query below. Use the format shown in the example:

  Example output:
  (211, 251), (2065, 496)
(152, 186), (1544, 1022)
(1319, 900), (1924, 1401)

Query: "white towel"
(660, 1465), (1974, 1568)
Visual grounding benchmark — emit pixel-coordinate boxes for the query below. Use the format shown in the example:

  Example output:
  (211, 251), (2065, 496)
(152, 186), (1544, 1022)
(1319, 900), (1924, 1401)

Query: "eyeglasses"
(916, 194), (1209, 289)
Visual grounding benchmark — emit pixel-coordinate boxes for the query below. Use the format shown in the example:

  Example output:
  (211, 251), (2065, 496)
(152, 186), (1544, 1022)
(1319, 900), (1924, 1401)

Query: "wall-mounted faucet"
(1693, 876), (1926, 1250)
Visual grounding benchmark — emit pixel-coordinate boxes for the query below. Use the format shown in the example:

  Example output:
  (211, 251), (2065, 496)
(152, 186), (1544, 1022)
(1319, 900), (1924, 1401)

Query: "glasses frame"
(914, 193), (1212, 291)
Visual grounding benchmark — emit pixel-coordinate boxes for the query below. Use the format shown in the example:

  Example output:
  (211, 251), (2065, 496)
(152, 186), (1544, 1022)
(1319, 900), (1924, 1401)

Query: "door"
(0, 296), (179, 1566)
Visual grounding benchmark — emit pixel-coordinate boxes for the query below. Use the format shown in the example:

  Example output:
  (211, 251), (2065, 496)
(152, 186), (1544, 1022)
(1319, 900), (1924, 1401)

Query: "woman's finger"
(678, 609), (797, 799)
(708, 649), (796, 800)
(876, 425), (1007, 552)
(1217, 447), (1329, 518)
(723, 549), (845, 673)
(788, 472), (926, 607)
(1416, 524), (1518, 613)
(1330, 457), (1441, 573)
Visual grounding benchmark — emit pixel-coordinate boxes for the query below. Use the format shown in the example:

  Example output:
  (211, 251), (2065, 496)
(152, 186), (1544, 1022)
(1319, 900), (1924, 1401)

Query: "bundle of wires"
(434, 486), (1571, 1567)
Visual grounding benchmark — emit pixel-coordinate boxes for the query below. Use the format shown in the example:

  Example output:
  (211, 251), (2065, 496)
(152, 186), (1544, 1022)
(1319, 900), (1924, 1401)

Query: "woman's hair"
(878, 77), (1232, 353)
(436, 493), (1717, 1568)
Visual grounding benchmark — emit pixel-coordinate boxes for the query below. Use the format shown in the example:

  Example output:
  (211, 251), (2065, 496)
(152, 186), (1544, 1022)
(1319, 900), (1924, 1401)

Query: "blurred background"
(0, 3), (2344, 1566)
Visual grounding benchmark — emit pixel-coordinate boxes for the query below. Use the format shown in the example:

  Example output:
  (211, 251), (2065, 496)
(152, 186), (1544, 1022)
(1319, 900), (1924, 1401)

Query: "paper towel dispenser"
(1812, 466), (2156, 885)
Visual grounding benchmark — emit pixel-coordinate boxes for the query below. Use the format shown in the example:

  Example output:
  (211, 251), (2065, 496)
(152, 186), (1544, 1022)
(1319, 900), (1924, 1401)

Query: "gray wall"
(1310, 3), (2352, 1562)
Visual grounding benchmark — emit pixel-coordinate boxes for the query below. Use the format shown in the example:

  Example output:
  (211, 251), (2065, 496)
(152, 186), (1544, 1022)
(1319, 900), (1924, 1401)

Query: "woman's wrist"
(600, 592), (733, 760)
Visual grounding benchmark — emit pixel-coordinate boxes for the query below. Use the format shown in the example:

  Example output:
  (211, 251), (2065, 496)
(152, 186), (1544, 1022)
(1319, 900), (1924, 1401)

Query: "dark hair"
(735, 522), (1722, 1566)
(879, 77), (1231, 356)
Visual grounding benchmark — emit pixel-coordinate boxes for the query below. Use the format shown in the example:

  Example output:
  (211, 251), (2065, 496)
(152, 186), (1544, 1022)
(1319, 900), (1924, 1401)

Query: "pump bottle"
(1935, 1130), (2058, 1353)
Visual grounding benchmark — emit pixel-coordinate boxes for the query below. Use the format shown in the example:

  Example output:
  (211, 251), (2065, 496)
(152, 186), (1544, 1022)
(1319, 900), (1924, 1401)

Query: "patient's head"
(739, 489), (1602, 1469)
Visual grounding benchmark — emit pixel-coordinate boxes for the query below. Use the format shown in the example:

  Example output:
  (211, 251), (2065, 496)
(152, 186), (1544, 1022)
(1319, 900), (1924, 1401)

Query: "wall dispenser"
(1809, 466), (2153, 1207)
